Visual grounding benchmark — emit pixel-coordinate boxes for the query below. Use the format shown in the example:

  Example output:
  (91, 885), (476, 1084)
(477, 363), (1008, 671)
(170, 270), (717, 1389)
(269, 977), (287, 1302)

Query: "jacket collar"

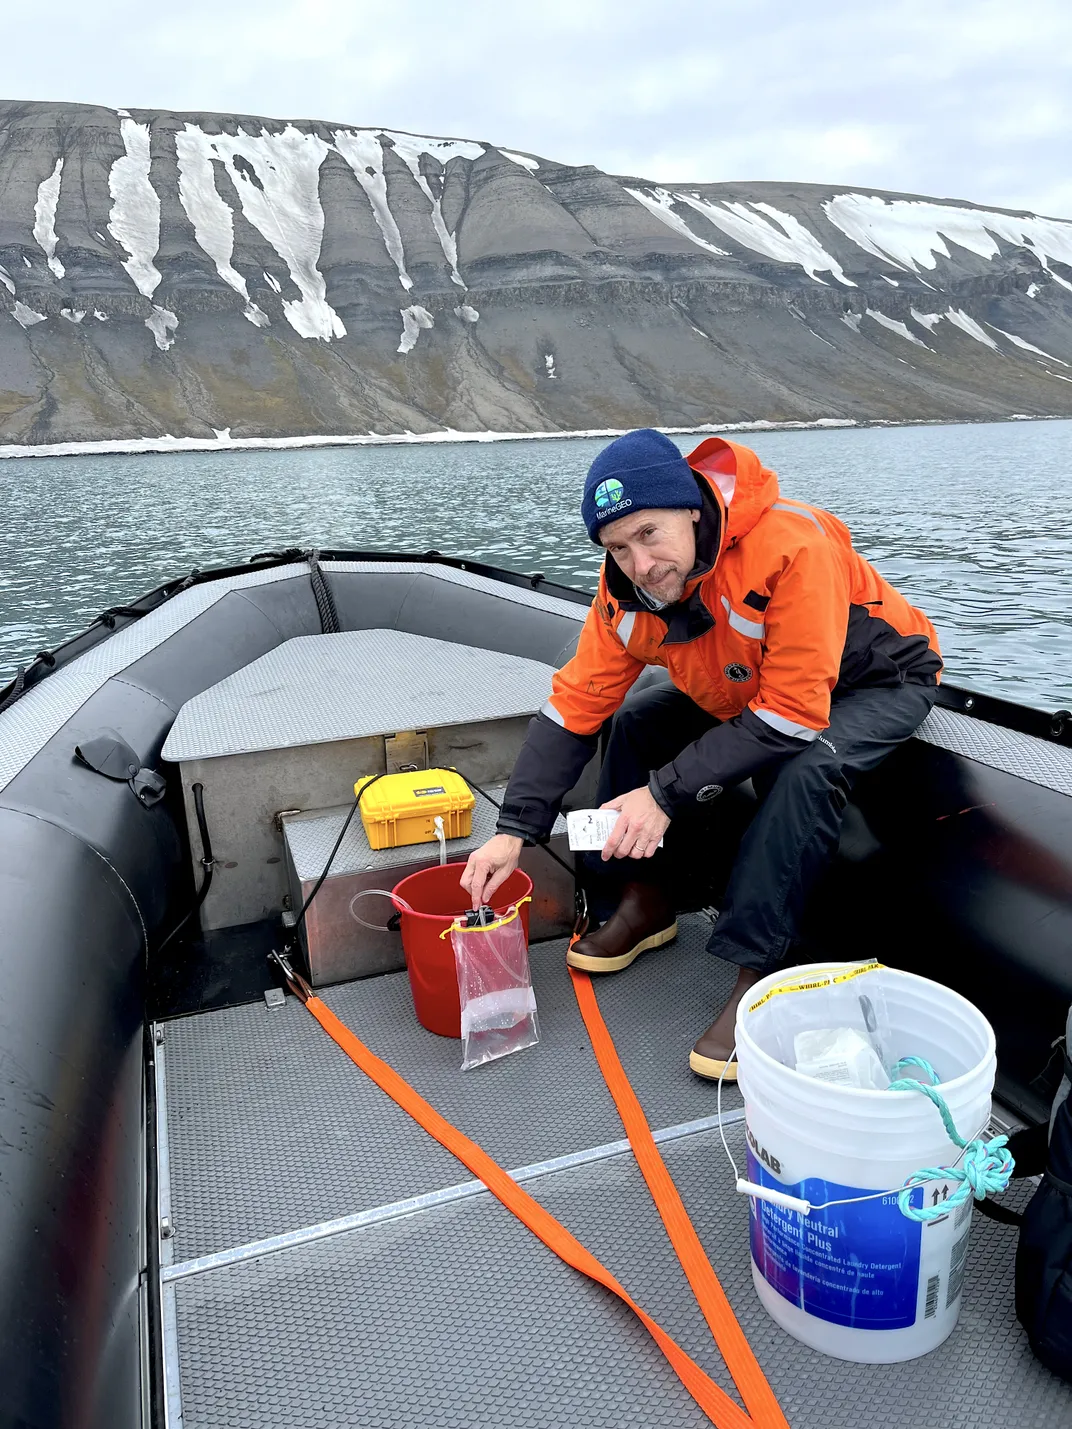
(603, 479), (724, 645)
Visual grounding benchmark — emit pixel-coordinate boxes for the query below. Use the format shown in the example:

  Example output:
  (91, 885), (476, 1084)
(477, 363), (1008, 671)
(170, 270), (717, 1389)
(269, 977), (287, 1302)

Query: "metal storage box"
(282, 789), (573, 985)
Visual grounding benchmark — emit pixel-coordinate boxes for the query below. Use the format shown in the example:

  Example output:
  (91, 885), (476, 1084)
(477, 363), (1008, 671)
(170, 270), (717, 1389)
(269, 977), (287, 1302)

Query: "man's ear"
(691, 509), (701, 524)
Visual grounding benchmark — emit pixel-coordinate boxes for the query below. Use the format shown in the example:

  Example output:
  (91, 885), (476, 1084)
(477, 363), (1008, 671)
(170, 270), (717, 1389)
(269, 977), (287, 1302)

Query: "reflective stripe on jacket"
(499, 437), (941, 840)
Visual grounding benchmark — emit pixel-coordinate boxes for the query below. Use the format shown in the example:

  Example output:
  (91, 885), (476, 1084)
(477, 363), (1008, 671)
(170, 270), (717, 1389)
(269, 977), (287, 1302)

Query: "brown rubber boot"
(689, 966), (763, 1080)
(566, 882), (677, 973)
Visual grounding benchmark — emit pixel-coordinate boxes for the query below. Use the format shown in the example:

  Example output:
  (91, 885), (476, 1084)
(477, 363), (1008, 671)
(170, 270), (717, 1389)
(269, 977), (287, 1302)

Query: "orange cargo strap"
(294, 981), (788, 1429)
(570, 966), (788, 1428)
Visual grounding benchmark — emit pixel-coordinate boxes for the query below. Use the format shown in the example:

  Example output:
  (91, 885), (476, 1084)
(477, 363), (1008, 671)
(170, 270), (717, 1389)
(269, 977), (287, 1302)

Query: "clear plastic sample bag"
(448, 900), (539, 1071)
(759, 961), (895, 1089)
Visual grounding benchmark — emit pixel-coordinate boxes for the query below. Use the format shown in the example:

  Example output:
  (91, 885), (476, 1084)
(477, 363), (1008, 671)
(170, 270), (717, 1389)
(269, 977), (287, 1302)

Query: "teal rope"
(889, 1055), (940, 1085)
(886, 1073), (1015, 1222)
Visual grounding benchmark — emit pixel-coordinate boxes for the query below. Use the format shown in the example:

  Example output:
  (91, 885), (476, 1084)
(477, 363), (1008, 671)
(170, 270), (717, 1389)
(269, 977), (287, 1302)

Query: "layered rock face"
(2, 100), (1072, 443)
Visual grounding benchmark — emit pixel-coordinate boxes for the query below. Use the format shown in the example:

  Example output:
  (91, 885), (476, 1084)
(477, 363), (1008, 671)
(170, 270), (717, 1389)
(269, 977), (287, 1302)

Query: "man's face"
(599, 507), (700, 605)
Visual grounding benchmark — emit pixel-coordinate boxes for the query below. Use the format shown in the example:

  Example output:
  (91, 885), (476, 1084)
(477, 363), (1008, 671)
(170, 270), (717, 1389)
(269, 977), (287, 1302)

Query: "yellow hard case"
(354, 769), (476, 850)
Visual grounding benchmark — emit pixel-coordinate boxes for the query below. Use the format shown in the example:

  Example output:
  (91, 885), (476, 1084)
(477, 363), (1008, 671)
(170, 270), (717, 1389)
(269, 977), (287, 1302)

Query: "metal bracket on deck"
(274, 808), (303, 834)
(385, 729), (428, 773)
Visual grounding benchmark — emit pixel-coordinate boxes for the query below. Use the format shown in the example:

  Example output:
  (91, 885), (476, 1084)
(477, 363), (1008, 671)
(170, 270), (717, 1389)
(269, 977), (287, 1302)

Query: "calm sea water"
(1, 420), (1070, 711)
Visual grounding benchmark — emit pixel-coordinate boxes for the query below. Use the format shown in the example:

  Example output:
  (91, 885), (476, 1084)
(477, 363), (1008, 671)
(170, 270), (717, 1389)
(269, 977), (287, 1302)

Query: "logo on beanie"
(724, 663), (754, 683)
(594, 478), (625, 509)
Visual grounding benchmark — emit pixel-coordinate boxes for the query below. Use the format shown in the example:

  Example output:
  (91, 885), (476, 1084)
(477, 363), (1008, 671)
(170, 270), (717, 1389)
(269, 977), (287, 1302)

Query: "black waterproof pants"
(586, 679), (938, 975)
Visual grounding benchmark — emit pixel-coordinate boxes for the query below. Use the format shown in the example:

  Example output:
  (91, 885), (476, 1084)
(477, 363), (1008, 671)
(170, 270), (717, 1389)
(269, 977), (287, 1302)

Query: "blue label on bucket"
(747, 1149), (924, 1329)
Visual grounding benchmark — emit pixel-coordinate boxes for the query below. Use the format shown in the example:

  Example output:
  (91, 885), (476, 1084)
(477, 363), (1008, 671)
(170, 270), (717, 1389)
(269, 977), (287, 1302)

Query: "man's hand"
(461, 833), (524, 908)
(600, 787), (671, 862)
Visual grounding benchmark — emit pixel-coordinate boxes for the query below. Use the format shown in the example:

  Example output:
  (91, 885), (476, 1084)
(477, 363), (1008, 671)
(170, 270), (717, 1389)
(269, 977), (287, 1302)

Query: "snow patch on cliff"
(0, 265), (14, 295)
(12, 302), (46, 328)
(398, 304), (434, 353)
(624, 187), (728, 257)
(907, 305), (1001, 349)
(185, 124), (344, 340)
(679, 196), (855, 286)
(34, 158), (65, 279)
(988, 325), (1068, 365)
(146, 305), (178, 350)
(176, 126), (269, 328)
(383, 132), (483, 167)
(824, 194), (1072, 293)
(501, 149), (539, 172)
(944, 307), (998, 348)
(108, 117), (162, 300)
(381, 131), (481, 288)
(866, 309), (930, 347)
(455, 304), (479, 322)
(333, 129), (413, 291)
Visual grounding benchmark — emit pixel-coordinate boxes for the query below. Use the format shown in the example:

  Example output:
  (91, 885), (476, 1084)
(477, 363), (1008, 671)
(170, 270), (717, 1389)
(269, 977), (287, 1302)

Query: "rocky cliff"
(2, 100), (1072, 444)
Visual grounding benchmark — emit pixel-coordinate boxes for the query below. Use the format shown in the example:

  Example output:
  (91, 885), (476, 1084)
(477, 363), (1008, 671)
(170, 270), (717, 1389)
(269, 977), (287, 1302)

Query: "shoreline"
(0, 412), (1064, 461)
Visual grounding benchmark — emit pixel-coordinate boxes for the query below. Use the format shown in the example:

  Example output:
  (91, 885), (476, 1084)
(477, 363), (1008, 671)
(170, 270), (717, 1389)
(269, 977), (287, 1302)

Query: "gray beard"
(637, 584), (671, 610)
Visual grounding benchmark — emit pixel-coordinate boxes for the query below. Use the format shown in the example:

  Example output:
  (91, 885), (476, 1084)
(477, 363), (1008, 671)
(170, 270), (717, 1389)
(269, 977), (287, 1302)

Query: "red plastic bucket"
(391, 862), (533, 1038)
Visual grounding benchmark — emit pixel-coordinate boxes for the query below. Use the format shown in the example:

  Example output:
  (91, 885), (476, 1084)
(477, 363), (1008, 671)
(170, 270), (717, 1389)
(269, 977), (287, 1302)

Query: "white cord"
(717, 1044), (988, 1217)
(808, 1126), (985, 1212)
(716, 1043), (741, 1179)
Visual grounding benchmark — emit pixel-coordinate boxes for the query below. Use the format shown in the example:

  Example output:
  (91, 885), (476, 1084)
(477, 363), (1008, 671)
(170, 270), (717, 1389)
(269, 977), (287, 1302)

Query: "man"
(462, 429), (941, 1080)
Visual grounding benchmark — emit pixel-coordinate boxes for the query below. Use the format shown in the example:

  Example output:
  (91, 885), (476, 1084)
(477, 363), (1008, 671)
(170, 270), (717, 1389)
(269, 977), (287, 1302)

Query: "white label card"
(566, 809), (665, 852)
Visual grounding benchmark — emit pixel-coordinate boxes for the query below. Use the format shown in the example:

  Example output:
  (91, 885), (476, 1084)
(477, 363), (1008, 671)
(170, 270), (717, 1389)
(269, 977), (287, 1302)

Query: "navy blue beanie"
(581, 429), (702, 543)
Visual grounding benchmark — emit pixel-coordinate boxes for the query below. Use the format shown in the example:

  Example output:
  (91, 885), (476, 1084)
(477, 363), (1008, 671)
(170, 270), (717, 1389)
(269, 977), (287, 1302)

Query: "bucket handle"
(348, 889), (413, 933)
(438, 896), (532, 940)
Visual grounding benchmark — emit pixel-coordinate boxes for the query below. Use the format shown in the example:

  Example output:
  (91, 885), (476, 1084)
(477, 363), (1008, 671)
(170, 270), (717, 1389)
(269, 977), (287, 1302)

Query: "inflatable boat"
(1, 550), (1070, 1429)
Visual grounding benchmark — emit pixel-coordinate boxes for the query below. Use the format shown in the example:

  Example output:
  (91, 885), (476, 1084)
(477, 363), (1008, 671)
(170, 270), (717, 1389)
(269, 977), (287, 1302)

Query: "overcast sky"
(4, 0), (1071, 218)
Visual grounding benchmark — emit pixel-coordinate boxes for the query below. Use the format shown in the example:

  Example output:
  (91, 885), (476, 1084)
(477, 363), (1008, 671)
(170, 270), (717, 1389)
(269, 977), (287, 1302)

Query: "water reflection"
(0, 419), (1069, 711)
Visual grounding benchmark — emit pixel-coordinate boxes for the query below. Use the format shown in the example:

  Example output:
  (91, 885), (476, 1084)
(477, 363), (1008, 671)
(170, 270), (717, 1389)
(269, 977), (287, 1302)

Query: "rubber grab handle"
(735, 1178), (812, 1216)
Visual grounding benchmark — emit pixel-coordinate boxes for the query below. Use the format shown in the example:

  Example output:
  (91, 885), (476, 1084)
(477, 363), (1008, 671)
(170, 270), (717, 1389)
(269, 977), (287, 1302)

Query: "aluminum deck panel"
(162, 630), (555, 761)
(917, 705), (1072, 796)
(171, 1127), (1069, 1429)
(163, 915), (740, 1260)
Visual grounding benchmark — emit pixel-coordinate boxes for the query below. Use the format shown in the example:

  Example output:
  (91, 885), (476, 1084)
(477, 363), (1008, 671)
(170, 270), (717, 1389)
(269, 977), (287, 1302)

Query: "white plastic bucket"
(735, 961), (996, 1363)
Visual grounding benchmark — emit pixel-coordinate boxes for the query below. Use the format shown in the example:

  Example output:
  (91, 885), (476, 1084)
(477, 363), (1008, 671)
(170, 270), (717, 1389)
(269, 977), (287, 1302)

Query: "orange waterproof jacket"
(499, 438), (941, 839)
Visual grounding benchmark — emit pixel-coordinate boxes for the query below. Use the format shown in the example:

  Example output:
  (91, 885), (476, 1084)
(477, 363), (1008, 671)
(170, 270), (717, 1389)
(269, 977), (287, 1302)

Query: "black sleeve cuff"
(647, 773), (674, 818)
(499, 711), (598, 842)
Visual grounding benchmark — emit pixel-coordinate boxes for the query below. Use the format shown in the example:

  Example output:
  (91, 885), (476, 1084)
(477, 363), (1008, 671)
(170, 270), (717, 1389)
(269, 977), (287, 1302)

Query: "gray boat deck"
(156, 917), (1070, 1429)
